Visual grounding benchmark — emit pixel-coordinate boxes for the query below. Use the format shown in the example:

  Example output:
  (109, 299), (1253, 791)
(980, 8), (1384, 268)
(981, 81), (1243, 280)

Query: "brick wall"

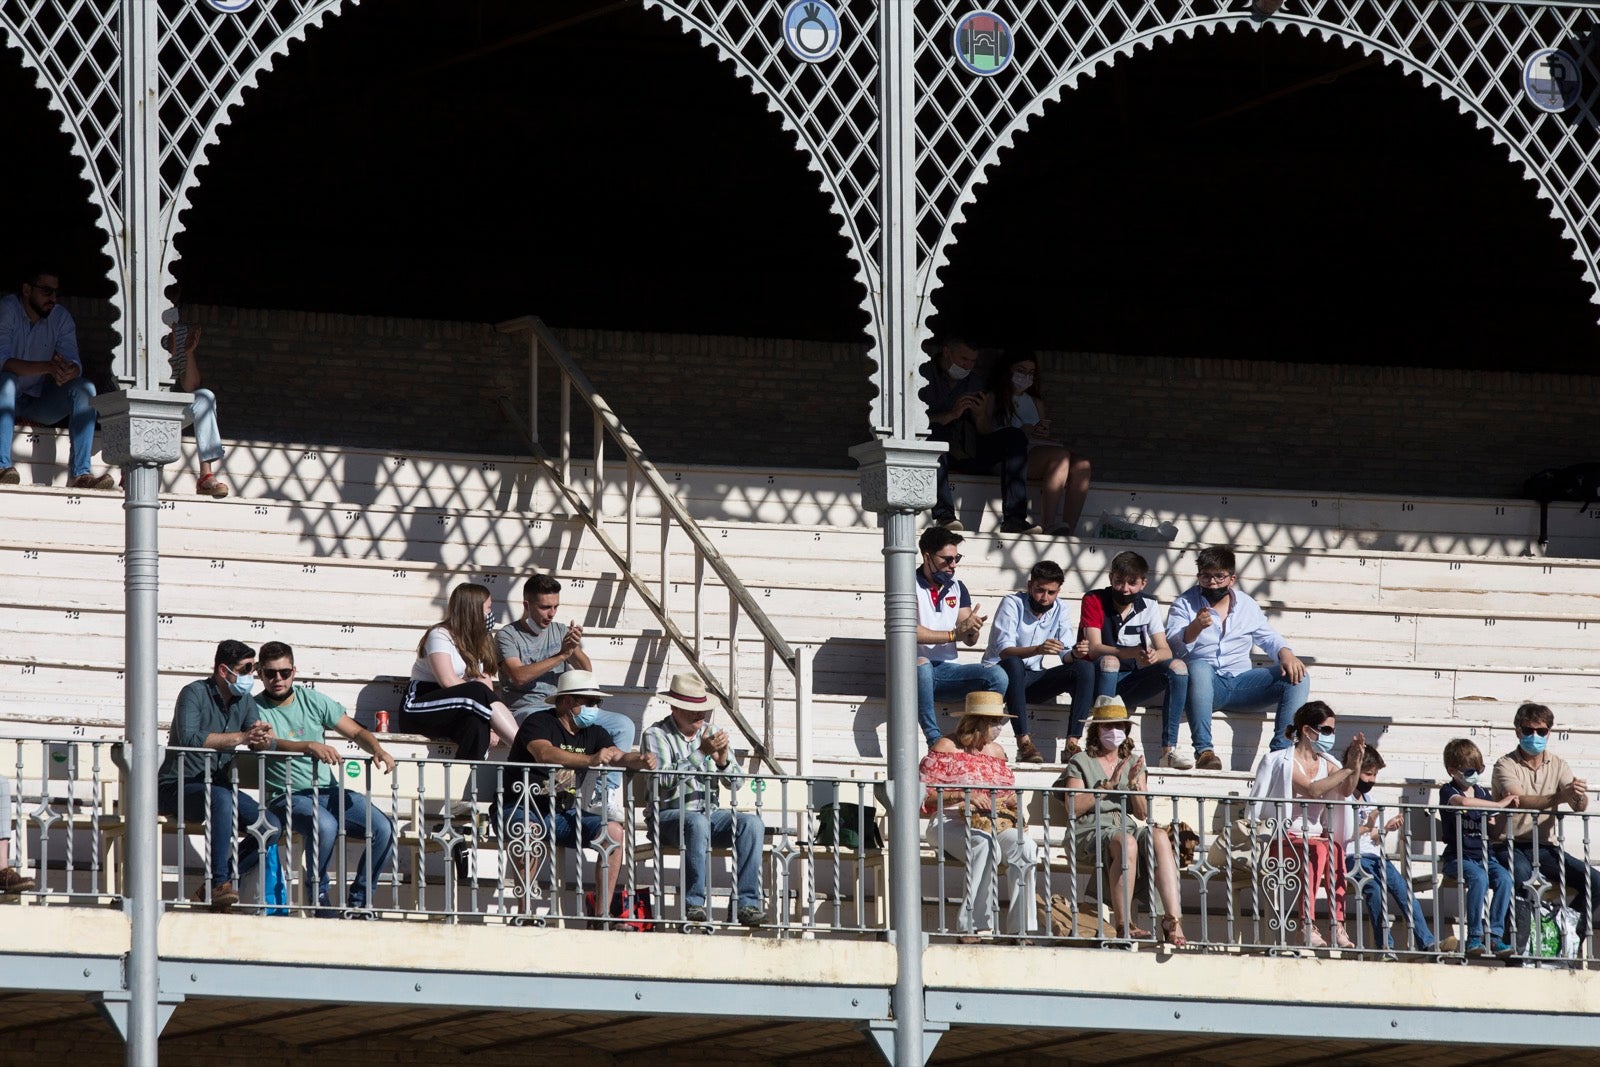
(67, 298), (1600, 497)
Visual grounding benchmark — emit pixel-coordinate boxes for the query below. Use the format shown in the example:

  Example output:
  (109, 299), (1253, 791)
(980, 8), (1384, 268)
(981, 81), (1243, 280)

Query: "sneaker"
(0, 467), (18, 485)
(936, 517), (965, 532)
(1493, 941), (1515, 958)
(738, 905), (763, 928)
(67, 472), (115, 491)
(684, 904), (709, 923)
(192, 880), (239, 912)
(1159, 747), (1195, 770)
(1464, 939), (1487, 957)
(0, 866), (35, 893)
(1061, 737), (1082, 759)
(1015, 735), (1043, 764)
(1194, 749), (1223, 771)
(603, 785), (626, 824)
(998, 519), (1044, 535)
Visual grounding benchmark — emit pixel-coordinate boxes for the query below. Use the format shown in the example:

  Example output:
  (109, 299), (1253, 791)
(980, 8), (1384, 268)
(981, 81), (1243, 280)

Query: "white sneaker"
(604, 785), (626, 823)
(1158, 747), (1195, 770)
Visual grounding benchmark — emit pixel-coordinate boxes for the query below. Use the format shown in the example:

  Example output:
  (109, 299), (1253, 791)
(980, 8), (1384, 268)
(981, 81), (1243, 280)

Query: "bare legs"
(1028, 446), (1092, 533)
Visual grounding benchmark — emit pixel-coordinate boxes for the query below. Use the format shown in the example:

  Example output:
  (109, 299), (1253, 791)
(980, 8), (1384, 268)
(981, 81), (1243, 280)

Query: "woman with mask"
(398, 582), (521, 762)
(986, 350), (1092, 536)
(920, 691), (1039, 942)
(1247, 700), (1365, 949)
(1059, 696), (1187, 945)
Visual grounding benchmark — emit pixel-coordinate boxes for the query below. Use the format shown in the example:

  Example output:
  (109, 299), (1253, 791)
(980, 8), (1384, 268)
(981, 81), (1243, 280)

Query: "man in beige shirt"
(1492, 701), (1600, 937)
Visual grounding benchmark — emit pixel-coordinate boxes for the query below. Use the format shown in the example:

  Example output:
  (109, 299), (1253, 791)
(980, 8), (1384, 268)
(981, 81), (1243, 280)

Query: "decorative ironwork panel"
(0, 0), (123, 258)
(912, 0), (1600, 323)
(157, 0), (349, 255)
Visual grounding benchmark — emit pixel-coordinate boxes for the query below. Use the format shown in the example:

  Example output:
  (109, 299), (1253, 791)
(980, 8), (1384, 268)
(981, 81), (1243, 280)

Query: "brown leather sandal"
(1160, 915), (1188, 948)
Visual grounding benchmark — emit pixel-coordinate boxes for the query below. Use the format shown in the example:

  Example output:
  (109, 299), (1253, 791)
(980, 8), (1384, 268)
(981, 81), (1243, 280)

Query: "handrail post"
(625, 458), (636, 570)
(693, 548), (706, 657)
(592, 417), (605, 519)
(559, 374), (571, 488)
(727, 589), (741, 725)
(795, 645), (814, 777)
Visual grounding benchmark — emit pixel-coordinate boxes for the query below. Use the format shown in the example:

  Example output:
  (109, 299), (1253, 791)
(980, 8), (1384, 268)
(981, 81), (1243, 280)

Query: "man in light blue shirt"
(1165, 545), (1310, 768)
(0, 268), (111, 489)
(982, 559), (1093, 764)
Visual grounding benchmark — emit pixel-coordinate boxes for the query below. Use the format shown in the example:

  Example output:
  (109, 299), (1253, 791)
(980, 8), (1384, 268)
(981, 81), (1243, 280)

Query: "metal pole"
(124, 462), (161, 1064)
(882, 509), (923, 1067)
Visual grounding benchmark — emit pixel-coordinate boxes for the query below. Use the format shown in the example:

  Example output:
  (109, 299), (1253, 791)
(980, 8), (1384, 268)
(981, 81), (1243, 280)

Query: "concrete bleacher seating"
(6, 428), (1600, 805)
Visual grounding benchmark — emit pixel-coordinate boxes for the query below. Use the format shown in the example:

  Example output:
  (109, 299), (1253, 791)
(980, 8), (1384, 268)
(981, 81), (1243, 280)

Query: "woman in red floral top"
(920, 691), (1039, 942)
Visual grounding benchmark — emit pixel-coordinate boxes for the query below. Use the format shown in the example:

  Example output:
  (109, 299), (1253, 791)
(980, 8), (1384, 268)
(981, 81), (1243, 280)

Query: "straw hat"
(658, 672), (724, 713)
(961, 691), (1014, 719)
(1087, 695), (1133, 725)
(553, 670), (608, 700)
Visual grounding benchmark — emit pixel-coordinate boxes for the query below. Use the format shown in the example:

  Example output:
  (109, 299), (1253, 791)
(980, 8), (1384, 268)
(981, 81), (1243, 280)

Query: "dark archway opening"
(934, 29), (1600, 373)
(173, 0), (866, 342)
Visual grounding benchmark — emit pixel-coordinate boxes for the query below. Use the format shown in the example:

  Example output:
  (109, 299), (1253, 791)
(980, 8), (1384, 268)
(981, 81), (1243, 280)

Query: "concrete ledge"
(162, 912), (896, 987)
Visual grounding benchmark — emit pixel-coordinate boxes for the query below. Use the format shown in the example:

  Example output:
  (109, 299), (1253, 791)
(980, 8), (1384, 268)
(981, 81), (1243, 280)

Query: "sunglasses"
(261, 668), (294, 681)
(1518, 726), (1550, 737)
(579, 697), (603, 708)
(226, 662), (256, 677)
(1309, 725), (1336, 736)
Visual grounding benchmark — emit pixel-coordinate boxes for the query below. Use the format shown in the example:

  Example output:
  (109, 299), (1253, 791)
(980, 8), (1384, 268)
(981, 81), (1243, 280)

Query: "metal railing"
(15, 735), (1600, 966)
(496, 316), (813, 776)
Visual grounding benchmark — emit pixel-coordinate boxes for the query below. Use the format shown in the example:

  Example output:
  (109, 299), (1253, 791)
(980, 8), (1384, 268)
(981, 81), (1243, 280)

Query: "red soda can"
(376, 710), (390, 733)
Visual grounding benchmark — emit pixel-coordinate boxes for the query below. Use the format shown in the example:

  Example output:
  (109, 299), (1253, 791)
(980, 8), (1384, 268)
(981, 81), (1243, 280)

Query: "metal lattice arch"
(915, 2), (1600, 335)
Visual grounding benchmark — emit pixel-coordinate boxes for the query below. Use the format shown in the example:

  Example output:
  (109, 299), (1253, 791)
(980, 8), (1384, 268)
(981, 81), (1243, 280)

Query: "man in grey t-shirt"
(496, 575), (636, 821)
(496, 573), (589, 715)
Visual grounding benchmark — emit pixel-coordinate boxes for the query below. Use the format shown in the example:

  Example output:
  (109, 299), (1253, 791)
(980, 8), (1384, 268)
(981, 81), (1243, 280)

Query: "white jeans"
(925, 812), (1038, 935)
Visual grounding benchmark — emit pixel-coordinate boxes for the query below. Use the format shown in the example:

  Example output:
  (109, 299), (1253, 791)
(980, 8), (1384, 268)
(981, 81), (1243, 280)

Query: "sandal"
(1160, 915), (1188, 949)
(1114, 922), (1152, 940)
(196, 474), (230, 499)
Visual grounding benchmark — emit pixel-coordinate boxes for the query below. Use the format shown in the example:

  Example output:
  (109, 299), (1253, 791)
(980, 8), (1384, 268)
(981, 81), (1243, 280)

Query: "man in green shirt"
(254, 641), (396, 915)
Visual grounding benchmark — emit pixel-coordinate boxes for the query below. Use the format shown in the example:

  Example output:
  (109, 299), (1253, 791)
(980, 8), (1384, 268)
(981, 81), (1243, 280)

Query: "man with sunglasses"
(503, 670), (656, 922)
(915, 525), (1006, 748)
(1491, 701), (1600, 940)
(157, 639), (278, 911)
(253, 641), (396, 916)
(0, 267), (113, 490)
(1165, 545), (1310, 771)
(640, 672), (765, 927)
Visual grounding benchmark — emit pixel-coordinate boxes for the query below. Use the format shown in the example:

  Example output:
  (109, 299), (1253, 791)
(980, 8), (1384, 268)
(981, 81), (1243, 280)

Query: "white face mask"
(946, 362), (971, 381)
(1011, 373), (1033, 392)
(1100, 727), (1127, 750)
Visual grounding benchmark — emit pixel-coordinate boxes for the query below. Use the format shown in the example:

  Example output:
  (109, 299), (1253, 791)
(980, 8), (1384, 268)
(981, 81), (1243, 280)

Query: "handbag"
(815, 802), (883, 850)
(585, 886), (655, 932)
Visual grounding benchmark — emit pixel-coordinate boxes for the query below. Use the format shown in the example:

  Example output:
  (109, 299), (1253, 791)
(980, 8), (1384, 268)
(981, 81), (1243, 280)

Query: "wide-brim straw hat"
(1087, 695), (1134, 725)
(553, 669), (608, 700)
(961, 691), (1015, 719)
(658, 671), (724, 712)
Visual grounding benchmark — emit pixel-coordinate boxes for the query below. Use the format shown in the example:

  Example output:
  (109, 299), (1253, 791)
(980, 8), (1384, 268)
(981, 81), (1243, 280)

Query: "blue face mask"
(1312, 733), (1336, 755)
(1459, 770), (1480, 787)
(574, 705), (601, 728)
(483, 610), (497, 632)
(226, 669), (254, 698)
(1520, 732), (1548, 756)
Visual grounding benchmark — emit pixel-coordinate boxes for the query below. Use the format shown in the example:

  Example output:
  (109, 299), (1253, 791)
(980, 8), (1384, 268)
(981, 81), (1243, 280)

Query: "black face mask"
(1027, 595), (1053, 615)
(1111, 589), (1136, 607)
(1200, 586), (1230, 605)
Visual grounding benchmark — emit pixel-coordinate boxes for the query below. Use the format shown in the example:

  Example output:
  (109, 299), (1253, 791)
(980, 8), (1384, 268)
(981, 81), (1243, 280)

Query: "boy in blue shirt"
(1439, 737), (1518, 957)
(1343, 744), (1435, 954)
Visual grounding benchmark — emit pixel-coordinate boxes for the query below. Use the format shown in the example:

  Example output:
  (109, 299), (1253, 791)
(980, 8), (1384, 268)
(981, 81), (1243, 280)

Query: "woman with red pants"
(1248, 700), (1366, 949)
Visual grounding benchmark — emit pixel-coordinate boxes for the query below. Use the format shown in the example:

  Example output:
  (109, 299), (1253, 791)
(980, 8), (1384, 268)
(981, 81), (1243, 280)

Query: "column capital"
(92, 390), (192, 467)
(849, 438), (945, 515)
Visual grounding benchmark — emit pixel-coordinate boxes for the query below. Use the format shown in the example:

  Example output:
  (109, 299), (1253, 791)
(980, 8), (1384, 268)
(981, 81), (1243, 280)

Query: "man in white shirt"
(982, 559), (1091, 764)
(915, 526), (1006, 747)
(1165, 546), (1310, 771)
(0, 268), (112, 489)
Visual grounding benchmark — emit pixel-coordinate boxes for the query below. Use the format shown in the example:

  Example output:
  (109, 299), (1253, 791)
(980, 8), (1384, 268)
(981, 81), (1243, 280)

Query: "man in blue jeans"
(254, 641), (397, 916)
(641, 672), (764, 927)
(982, 558), (1088, 764)
(0, 268), (114, 490)
(1164, 546), (1310, 771)
(915, 525), (1006, 747)
(157, 639), (279, 911)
